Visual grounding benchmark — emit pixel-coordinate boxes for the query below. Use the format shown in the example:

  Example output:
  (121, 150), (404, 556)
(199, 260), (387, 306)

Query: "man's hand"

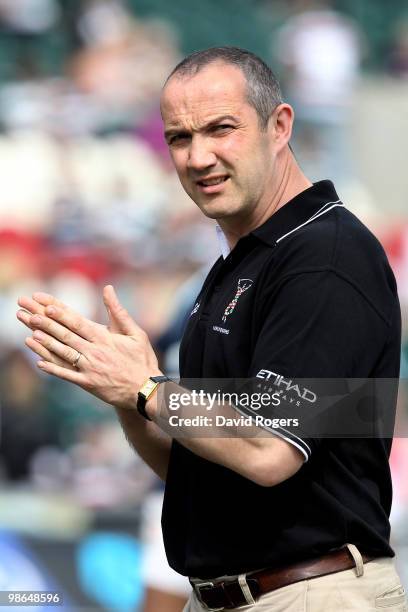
(16, 285), (162, 410)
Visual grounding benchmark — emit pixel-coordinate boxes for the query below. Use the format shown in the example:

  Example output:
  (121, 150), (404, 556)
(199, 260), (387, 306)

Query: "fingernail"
(37, 361), (45, 368)
(46, 307), (56, 316)
(31, 315), (42, 325)
(33, 331), (44, 341)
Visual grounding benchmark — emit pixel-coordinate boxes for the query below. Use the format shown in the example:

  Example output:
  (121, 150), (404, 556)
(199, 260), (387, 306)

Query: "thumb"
(103, 285), (138, 335)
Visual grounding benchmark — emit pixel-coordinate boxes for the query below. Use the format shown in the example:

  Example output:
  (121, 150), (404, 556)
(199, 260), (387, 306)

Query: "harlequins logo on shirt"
(222, 278), (253, 322)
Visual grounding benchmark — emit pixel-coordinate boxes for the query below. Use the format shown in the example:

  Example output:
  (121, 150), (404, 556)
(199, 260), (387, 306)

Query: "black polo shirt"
(162, 180), (401, 578)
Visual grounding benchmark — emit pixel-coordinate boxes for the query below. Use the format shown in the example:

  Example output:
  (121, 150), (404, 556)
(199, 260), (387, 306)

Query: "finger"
(31, 330), (87, 368)
(32, 292), (68, 309)
(18, 296), (46, 316)
(32, 292), (103, 342)
(37, 359), (85, 385)
(17, 309), (38, 330)
(25, 336), (75, 369)
(29, 314), (89, 351)
(17, 296), (47, 330)
(103, 286), (121, 333)
(39, 304), (102, 343)
(103, 285), (140, 335)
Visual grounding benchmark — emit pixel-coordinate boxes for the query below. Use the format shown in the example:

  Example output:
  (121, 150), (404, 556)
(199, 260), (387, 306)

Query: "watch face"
(140, 379), (157, 398)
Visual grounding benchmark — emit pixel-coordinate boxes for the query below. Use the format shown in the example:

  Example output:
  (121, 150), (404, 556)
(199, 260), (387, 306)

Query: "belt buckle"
(194, 574), (256, 610)
(195, 581), (224, 611)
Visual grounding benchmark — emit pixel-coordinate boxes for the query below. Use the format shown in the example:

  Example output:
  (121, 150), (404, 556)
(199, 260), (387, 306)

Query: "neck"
(219, 150), (312, 250)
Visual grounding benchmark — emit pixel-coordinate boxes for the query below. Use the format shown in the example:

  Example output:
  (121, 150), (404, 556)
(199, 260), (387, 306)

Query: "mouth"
(196, 175), (229, 194)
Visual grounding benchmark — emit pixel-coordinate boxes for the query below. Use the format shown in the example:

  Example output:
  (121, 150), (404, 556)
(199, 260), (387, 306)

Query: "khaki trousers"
(183, 548), (407, 611)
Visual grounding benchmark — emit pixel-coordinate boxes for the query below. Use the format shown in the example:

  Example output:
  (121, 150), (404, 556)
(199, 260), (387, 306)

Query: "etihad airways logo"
(256, 369), (317, 403)
(222, 278), (253, 323)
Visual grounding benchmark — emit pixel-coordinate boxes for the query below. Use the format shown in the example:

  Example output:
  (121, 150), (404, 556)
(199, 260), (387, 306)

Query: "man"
(17, 48), (406, 611)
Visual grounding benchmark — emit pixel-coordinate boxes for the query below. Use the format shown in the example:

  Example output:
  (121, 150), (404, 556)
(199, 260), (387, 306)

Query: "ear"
(269, 103), (294, 152)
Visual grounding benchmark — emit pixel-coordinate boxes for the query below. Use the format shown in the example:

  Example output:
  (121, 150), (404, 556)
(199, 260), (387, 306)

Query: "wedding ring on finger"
(71, 351), (82, 369)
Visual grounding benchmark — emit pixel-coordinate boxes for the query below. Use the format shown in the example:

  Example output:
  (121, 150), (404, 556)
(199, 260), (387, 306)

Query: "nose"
(187, 135), (217, 172)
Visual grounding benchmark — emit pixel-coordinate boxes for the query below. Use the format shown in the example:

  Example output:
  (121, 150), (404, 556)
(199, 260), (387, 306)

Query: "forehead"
(161, 62), (249, 126)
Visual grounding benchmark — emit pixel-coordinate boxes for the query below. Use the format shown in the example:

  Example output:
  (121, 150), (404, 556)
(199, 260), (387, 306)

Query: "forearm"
(179, 433), (268, 485)
(148, 382), (302, 486)
(115, 406), (172, 481)
(169, 424), (295, 487)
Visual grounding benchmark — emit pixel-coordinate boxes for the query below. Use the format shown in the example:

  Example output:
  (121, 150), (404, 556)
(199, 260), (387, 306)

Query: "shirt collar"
(251, 180), (341, 247)
(215, 181), (341, 257)
(216, 224), (231, 259)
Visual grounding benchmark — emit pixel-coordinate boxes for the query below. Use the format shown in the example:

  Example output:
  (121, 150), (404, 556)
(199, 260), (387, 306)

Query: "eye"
(168, 133), (190, 146)
(212, 124), (234, 134)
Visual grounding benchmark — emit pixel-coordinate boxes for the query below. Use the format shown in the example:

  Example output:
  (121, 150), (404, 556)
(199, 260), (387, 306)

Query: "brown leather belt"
(190, 547), (377, 610)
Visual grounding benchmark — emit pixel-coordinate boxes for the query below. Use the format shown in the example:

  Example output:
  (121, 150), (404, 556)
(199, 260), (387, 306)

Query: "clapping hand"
(16, 285), (161, 410)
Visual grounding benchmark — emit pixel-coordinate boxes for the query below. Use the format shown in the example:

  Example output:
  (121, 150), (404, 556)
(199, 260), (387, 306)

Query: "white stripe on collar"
(215, 199), (344, 255)
(276, 199), (344, 244)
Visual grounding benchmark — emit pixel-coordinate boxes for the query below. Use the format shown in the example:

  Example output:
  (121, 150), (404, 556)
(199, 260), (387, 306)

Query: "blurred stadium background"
(0, 0), (407, 610)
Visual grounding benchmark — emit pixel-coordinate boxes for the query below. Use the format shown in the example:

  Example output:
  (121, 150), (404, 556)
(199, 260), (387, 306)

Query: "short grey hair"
(166, 46), (283, 130)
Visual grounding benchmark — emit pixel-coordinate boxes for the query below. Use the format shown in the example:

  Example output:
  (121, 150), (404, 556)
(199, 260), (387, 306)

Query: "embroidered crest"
(222, 278), (253, 322)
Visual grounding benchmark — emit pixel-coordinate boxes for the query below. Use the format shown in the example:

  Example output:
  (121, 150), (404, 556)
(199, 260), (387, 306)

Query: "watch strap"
(137, 375), (170, 420)
(150, 375), (170, 384)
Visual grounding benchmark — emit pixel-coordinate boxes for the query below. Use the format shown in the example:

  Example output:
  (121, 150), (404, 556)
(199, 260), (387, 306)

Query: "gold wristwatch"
(137, 375), (170, 420)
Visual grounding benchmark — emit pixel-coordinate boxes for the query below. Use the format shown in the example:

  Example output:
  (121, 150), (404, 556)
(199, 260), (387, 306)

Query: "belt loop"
(346, 543), (364, 577)
(238, 574), (256, 605)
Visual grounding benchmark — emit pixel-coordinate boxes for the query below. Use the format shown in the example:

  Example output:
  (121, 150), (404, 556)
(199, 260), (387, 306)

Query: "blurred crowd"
(0, 0), (408, 607)
(0, 0), (222, 489)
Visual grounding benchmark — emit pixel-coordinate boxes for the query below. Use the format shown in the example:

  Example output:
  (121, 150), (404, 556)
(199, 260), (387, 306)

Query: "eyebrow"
(164, 115), (239, 141)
